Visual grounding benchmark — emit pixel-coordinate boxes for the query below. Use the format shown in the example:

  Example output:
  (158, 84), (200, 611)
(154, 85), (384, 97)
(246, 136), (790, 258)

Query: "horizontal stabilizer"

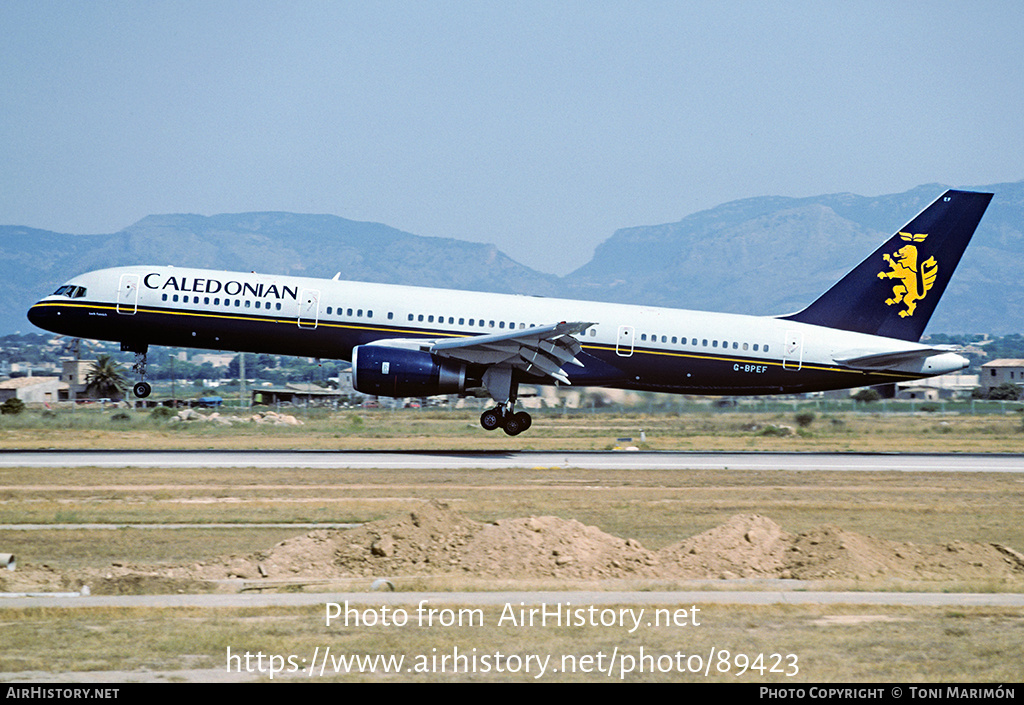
(833, 345), (967, 375)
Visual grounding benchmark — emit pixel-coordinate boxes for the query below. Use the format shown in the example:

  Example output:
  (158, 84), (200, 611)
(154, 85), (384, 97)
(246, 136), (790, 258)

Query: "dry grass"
(1, 604), (1021, 682)
(2, 465), (1024, 559)
(2, 405), (1024, 451)
(1, 408), (1023, 682)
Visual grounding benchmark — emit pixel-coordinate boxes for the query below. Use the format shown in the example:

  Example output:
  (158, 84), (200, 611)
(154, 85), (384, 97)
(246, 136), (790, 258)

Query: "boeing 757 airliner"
(27, 190), (992, 435)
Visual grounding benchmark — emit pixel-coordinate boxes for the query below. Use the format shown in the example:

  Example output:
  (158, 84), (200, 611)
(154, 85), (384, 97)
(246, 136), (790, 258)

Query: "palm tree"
(85, 355), (128, 400)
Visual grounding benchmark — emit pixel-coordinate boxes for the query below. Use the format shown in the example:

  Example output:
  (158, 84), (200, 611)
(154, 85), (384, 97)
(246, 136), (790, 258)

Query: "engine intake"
(352, 345), (474, 398)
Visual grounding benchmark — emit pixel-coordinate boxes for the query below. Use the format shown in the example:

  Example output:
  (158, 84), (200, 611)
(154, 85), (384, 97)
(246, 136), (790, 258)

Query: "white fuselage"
(28, 265), (967, 396)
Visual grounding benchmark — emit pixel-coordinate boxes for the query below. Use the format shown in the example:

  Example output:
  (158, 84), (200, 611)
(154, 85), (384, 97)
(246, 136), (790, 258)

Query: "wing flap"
(431, 321), (594, 384)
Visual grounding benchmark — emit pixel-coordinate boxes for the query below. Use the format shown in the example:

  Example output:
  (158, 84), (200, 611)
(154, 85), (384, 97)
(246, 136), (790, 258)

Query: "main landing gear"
(122, 342), (151, 398)
(479, 405), (532, 436)
(477, 366), (531, 436)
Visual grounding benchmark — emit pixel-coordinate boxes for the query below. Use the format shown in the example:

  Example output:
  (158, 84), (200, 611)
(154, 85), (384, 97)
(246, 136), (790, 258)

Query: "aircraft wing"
(371, 321), (594, 385)
(432, 321), (594, 384)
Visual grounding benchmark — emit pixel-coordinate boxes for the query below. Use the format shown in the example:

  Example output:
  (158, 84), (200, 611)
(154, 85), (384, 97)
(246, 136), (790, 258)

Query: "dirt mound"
(9, 504), (1024, 593)
(660, 514), (792, 579)
(459, 515), (660, 579)
(332, 500), (484, 576)
(326, 501), (660, 579)
(785, 526), (1024, 581)
(0, 564), (74, 593)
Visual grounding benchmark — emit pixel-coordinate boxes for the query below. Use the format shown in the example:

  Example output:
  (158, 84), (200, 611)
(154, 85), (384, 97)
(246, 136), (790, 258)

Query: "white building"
(0, 377), (63, 405)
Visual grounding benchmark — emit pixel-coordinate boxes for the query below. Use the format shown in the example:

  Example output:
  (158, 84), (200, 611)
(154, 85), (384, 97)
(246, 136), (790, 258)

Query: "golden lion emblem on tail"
(877, 232), (938, 318)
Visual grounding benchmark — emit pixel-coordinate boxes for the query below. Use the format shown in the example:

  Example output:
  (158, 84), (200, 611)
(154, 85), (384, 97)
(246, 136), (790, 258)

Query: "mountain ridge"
(6, 180), (1022, 337)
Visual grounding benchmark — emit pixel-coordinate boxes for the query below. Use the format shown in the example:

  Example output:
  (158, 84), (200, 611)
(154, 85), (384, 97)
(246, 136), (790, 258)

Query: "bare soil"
(6, 501), (1023, 594)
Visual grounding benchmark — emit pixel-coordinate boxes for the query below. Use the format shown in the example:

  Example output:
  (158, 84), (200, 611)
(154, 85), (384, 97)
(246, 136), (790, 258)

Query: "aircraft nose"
(26, 301), (53, 330)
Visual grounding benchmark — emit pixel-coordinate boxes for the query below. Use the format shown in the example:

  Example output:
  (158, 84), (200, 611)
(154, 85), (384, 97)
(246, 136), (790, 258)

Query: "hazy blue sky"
(3, 1), (1022, 274)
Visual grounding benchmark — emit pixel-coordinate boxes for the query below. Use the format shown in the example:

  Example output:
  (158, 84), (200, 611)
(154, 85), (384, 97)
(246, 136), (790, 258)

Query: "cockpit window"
(53, 285), (86, 298)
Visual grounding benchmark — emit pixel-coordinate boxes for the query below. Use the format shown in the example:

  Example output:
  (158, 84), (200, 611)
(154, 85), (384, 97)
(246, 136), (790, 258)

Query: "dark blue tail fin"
(781, 189), (993, 342)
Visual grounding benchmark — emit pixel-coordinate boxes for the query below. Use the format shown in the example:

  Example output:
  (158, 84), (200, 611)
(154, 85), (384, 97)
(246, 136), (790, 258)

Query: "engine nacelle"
(352, 345), (472, 398)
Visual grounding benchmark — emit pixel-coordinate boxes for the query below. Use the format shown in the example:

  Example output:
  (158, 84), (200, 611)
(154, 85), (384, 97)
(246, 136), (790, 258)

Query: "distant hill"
(562, 180), (1024, 334)
(5, 180), (1023, 338)
(1, 214), (560, 335)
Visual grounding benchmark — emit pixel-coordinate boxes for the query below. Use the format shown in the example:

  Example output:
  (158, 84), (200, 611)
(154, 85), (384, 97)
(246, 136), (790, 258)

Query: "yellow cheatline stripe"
(33, 300), (416, 337)
(582, 343), (912, 380)
(35, 301), (913, 381)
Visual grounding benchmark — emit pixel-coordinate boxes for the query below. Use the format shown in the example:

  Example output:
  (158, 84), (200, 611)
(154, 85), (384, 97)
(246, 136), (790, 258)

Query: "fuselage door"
(298, 289), (320, 329)
(116, 273), (140, 315)
(616, 325), (635, 357)
(782, 330), (803, 371)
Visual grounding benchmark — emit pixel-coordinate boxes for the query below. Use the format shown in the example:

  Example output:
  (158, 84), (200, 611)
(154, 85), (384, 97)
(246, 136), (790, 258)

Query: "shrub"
(851, 389), (881, 403)
(794, 411), (815, 428)
(1, 398), (25, 415)
(149, 406), (176, 420)
(985, 383), (1021, 401)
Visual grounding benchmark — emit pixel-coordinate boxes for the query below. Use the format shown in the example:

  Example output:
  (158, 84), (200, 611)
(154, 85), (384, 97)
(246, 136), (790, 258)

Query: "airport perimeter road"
(1, 450), (1023, 472)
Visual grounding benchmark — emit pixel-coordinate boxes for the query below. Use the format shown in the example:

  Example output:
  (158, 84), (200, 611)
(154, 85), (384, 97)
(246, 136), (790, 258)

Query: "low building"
(252, 383), (345, 407)
(980, 360), (1024, 392)
(0, 377), (63, 405)
(61, 359), (94, 401)
(192, 353), (235, 368)
(895, 385), (940, 402)
(897, 373), (979, 400)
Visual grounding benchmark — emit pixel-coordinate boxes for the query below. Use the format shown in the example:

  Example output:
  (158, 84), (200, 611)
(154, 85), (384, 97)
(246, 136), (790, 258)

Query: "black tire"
(133, 382), (152, 399)
(480, 408), (502, 431)
(514, 411), (532, 431)
(502, 414), (523, 436)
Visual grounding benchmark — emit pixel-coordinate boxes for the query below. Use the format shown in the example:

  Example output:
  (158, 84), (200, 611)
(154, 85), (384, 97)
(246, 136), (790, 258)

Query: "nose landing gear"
(121, 342), (151, 398)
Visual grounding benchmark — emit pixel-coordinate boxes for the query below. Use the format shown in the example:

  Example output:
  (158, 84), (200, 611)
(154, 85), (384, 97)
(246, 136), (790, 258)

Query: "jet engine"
(351, 345), (477, 398)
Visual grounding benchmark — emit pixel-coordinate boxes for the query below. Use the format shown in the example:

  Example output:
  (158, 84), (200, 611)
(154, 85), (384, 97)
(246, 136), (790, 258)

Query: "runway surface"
(2, 449), (1023, 472)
